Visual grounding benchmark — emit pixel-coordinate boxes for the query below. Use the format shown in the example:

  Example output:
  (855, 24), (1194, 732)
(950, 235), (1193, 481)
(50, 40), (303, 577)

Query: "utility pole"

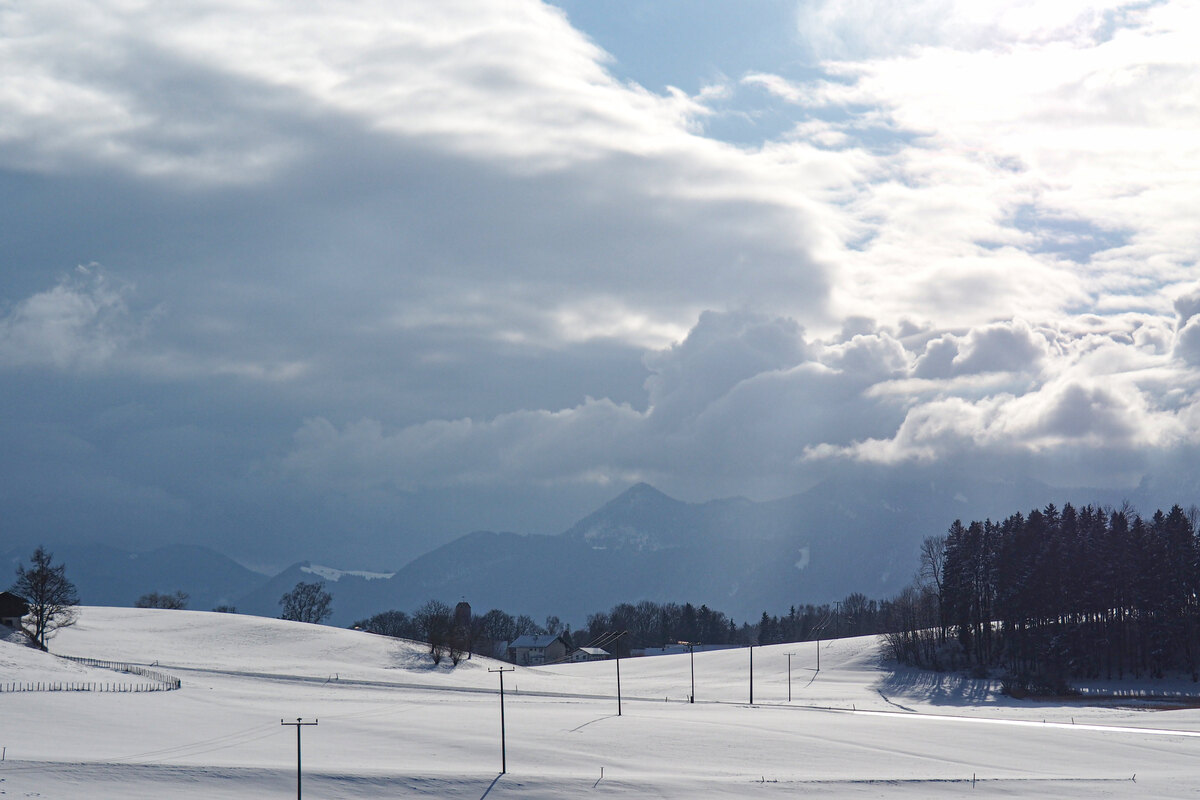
(749, 644), (754, 705)
(616, 650), (622, 715)
(687, 642), (698, 703)
(488, 667), (515, 773)
(613, 631), (629, 716)
(280, 718), (317, 800)
(785, 652), (797, 702)
(677, 640), (700, 703)
(812, 612), (829, 673)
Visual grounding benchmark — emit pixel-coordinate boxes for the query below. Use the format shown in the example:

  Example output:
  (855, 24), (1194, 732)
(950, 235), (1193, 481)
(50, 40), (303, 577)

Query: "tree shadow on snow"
(876, 664), (1001, 707)
(386, 646), (464, 672)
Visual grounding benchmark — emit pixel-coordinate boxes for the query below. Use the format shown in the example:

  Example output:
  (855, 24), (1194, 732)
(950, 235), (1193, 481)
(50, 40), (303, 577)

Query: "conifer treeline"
(929, 502), (1200, 685)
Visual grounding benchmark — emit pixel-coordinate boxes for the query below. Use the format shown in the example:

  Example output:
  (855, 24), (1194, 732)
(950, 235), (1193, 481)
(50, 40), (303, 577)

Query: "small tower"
(453, 600), (473, 659)
(454, 600), (471, 629)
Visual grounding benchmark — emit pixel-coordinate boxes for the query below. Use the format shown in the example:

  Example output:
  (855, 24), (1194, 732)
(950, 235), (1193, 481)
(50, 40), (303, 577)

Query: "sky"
(2, 0), (1199, 570)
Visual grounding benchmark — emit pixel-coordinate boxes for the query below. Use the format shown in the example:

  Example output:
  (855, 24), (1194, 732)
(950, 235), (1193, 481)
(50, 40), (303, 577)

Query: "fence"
(0, 681), (171, 693)
(0, 656), (183, 693)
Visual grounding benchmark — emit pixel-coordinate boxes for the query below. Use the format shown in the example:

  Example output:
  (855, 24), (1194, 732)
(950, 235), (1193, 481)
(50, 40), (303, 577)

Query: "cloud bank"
(281, 307), (1200, 502)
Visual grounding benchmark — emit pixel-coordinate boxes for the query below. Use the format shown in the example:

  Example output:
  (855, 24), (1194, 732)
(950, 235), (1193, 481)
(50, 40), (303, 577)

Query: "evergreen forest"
(895, 503), (1200, 693)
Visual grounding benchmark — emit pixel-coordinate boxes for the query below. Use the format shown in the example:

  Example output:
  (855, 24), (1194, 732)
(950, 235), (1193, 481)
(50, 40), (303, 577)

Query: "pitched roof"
(509, 634), (564, 649)
(0, 591), (29, 617)
(576, 647), (609, 656)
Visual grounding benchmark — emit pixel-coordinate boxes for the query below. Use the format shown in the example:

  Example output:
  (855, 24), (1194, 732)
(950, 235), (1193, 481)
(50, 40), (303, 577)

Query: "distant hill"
(11, 471), (1150, 628)
(235, 470), (1134, 626)
(319, 471), (1113, 626)
(1, 543), (266, 611)
(234, 561), (402, 622)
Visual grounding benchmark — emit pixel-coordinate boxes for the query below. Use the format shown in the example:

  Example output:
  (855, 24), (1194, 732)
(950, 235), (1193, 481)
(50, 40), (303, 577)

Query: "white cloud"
(913, 320), (1048, 378)
(0, 0), (842, 355)
(797, 0), (1149, 59)
(741, 0), (1200, 333)
(819, 331), (910, 380)
(643, 311), (811, 420)
(1175, 318), (1200, 366)
(282, 397), (647, 493)
(0, 267), (135, 370)
(279, 308), (1200, 498)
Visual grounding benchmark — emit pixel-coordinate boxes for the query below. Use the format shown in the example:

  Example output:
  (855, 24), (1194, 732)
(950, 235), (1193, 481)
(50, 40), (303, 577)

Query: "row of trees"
(354, 602), (545, 664)
(901, 503), (1200, 690)
(8, 546), (910, 665)
(351, 591), (919, 664)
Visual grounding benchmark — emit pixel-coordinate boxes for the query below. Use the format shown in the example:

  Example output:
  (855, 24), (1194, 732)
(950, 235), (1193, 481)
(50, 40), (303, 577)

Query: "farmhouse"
(507, 634), (569, 666)
(569, 646), (610, 662)
(0, 591), (29, 629)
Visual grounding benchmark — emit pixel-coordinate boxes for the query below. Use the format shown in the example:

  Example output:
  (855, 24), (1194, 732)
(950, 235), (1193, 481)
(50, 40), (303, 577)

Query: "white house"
(507, 634), (569, 666)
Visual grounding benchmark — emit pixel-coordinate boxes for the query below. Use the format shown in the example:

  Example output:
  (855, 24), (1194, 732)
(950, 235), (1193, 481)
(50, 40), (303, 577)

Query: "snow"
(299, 564), (395, 582)
(4, 607), (1200, 797)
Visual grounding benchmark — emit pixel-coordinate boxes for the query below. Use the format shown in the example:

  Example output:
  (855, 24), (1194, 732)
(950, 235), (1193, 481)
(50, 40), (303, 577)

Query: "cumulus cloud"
(913, 320), (1048, 378)
(643, 311), (810, 420)
(1173, 284), (1200, 366)
(1176, 320), (1200, 367)
(279, 308), (1200, 500)
(820, 331), (910, 381)
(0, 267), (136, 370)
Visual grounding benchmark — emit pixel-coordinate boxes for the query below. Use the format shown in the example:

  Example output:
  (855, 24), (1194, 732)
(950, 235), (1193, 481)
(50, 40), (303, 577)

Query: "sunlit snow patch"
(300, 564), (395, 582)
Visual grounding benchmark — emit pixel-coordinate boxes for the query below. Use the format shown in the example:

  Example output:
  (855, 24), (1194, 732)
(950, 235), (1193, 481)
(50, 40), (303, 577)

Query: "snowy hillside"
(4, 608), (1200, 798)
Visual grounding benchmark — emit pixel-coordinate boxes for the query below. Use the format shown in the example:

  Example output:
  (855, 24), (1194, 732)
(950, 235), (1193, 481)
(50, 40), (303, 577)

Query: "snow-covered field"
(5, 608), (1200, 798)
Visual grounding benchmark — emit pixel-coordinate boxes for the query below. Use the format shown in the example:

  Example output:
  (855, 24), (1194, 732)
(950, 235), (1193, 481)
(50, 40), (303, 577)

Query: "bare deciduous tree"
(135, 590), (189, 609)
(919, 535), (946, 594)
(414, 599), (453, 663)
(352, 609), (415, 638)
(279, 581), (333, 624)
(11, 546), (79, 650)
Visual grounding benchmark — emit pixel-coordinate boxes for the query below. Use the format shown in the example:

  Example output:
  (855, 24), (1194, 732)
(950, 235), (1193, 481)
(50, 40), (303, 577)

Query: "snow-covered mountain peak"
(300, 564), (395, 583)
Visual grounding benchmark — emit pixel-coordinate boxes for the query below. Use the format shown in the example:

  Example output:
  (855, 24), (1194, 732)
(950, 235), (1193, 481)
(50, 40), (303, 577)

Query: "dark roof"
(0, 591), (29, 617)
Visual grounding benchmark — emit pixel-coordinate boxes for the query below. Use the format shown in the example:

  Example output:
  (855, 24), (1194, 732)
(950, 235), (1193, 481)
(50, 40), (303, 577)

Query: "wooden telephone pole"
(488, 667), (515, 773)
(280, 718), (318, 800)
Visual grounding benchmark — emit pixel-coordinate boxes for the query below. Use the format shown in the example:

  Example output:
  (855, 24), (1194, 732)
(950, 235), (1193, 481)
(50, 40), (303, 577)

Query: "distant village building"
(0, 591), (29, 629)
(633, 643), (741, 658)
(569, 647), (610, 662)
(507, 634), (569, 666)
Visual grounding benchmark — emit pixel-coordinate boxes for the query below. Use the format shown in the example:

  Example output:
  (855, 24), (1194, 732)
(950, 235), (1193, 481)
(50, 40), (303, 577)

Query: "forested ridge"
(899, 502), (1200, 692)
(349, 500), (1200, 690)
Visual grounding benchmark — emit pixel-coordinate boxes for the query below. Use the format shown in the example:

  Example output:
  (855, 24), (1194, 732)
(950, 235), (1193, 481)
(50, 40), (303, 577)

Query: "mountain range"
(4, 470), (1161, 627)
